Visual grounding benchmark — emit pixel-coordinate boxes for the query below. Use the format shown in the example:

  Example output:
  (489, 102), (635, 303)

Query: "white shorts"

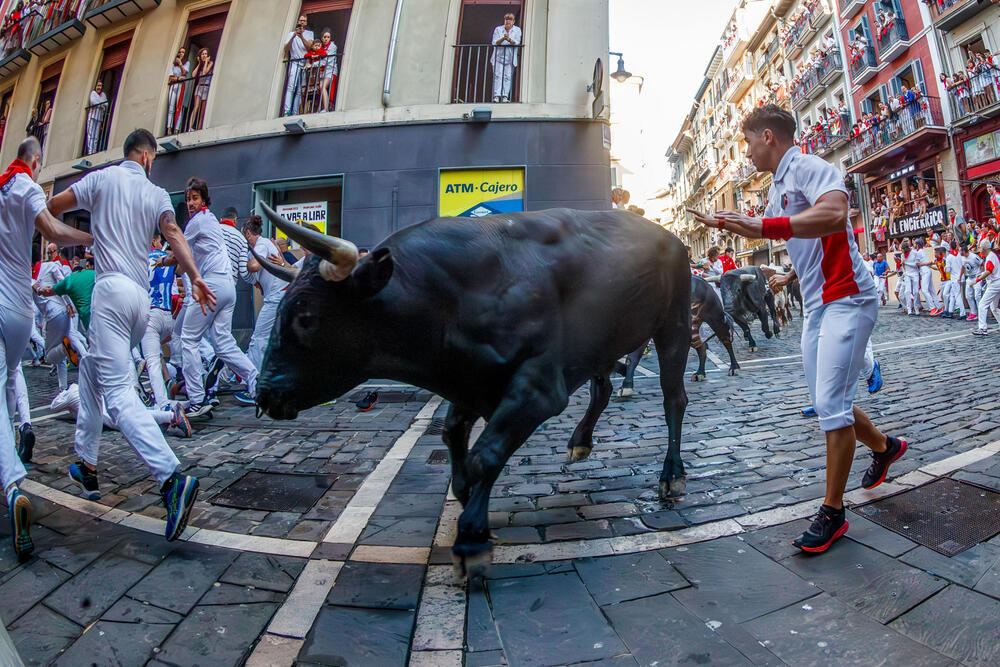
(801, 293), (878, 432)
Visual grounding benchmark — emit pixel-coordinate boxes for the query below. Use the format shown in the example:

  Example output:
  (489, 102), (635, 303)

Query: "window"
(254, 176), (344, 241)
(280, 1), (353, 116)
(31, 60), (63, 156)
(82, 31), (131, 156)
(890, 60), (926, 96)
(452, 0), (524, 104)
(164, 3), (230, 135)
(0, 88), (11, 151)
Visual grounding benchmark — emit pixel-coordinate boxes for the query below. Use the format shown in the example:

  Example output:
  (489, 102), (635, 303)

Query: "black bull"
(712, 267), (780, 351)
(253, 205), (692, 571)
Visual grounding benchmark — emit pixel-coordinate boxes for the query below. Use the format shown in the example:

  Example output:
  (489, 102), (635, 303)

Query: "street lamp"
(610, 52), (632, 83)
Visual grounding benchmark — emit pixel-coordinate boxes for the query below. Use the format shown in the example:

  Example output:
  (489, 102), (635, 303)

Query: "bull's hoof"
(657, 476), (687, 500)
(567, 445), (593, 462)
(764, 332), (773, 339)
(728, 367), (739, 376)
(452, 547), (493, 581)
(690, 372), (706, 382)
(616, 387), (634, 398)
(749, 346), (758, 352)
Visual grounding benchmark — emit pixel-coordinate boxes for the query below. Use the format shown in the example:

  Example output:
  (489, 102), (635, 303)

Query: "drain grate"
(424, 418), (447, 436)
(426, 449), (450, 465)
(855, 478), (1000, 556)
(212, 472), (337, 513)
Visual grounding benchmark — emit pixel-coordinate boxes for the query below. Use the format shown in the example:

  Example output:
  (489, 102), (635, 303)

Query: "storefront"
(863, 157), (948, 253)
(953, 117), (1000, 223)
(736, 237), (770, 267)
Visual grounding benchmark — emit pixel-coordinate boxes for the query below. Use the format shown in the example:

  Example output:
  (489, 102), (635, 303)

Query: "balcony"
(0, 48), (30, 81)
(163, 73), (212, 135)
(721, 17), (751, 69)
(451, 44), (522, 104)
(767, 34), (781, 62)
(847, 95), (948, 174)
(849, 45), (878, 85)
(82, 100), (112, 156)
(791, 69), (822, 110)
(724, 61), (753, 103)
(839, 0), (866, 20)
(280, 54), (343, 116)
(27, 18), (85, 57)
(928, 0), (990, 30)
(818, 48), (843, 85)
(945, 78), (1000, 128)
(84, 0), (161, 30)
(875, 17), (908, 64)
(809, 1), (833, 31)
(734, 162), (757, 185)
(801, 127), (849, 157)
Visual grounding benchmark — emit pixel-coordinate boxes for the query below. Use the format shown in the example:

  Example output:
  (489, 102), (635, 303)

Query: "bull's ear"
(351, 247), (393, 299)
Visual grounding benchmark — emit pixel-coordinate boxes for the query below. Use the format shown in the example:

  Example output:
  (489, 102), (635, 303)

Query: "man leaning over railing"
(491, 12), (520, 103)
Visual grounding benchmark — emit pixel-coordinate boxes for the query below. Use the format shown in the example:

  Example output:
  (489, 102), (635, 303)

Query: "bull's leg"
(652, 320), (690, 499)
(454, 359), (568, 576)
(617, 342), (646, 397)
(758, 306), (774, 339)
(568, 375), (611, 462)
(443, 403), (478, 505)
(765, 293), (780, 337)
(692, 344), (708, 381)
(706, 315), (739, 376)
(735, 315), (757, 351)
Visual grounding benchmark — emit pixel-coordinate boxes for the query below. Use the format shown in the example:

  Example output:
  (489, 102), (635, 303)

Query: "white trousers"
(919, 268), (939, 310)
(141, 308), (174, 408)
(74, 274), (180, 485)
(977, 281), (1000, 332)
(966, 279), (983, 316)
(493, 63), (513, 99)
(801, 294), (878, 432)
(283, 62), (304, 115)
(874, 276), (887, 303)
(170, 303), (213, 366)
(248, 293), (282, 370)
(7, 365), (30, 424)
(862, 339), (874, 380)
(180, 273), (257, 404)
(945, 278), (965, 315)
(904, 274), (920, 314)
(0, 308), (30, 491)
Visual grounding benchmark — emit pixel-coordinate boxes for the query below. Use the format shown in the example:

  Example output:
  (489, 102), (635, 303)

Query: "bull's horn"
(248, 241), (300, 283)
(704, 275), (721, 283)
(740, 274), (755, 283)
(260, 202), (358, 281)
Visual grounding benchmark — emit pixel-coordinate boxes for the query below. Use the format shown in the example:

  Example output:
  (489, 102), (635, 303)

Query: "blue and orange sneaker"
(162, 473), (199, 541)
(8, 488), (33, 562)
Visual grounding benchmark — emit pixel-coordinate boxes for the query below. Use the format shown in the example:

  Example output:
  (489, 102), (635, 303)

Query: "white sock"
(5, 484), (17, 505)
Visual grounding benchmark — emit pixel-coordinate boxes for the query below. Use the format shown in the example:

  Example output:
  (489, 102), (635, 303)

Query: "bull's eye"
(292, 312), (318, 337)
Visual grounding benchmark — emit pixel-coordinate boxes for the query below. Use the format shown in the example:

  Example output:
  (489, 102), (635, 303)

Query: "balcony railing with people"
(848, 95), (944, 166)
(82, 99), (111, 156)
(800, 119), (850, 157)
(942, 66), (1000, 123)
(791, 68), (821, 109)
(452, 43), (523, 104)
(849, 43), (877, 81)
(164, 73), (213, 135)
(280, 53), (341, 117)
(923, 0), (983, 29)
(874, 14), (908, 62)
(0, 0), (92, 59)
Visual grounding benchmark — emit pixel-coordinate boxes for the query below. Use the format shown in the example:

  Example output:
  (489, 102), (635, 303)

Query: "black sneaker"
(862, 437), (907, 490)
(16, 423), (35, 463)
(68, 461), (101, 500)
(355, 391), (379, 412)
(185, 402), (213, 419)
(203, 358), (225, 395)
(793, 505), (848, 553)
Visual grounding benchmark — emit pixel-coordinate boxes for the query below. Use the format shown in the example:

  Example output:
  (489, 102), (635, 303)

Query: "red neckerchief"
(219, 218), (236, 227)
(903, 250), (910, 258)
(0, 159), (32, 189)
(950, 250), (959, 256)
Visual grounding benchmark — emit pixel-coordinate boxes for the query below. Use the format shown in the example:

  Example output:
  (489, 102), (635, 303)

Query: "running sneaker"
(162, 473), (199, 541)
(8, 488), (33, 562)
(867, 360), (883, 395)
(967, 314), (978, 321)
(169, 379), (186, 400)
(203, 358), (225, 395)
(68, 462), (101, 500)
(233, 391), (256, 406)
(16, 423), (34, 463)
(62, 337), (79, 366)
(207, 392), (221, 409)
(184, 402), (212, 419)
(356, 391), (379, 412)
(165, 403), (193, 438)
(862, 437), (907, 489)
(792, 505), (848, 553)
(800, 406), (816, 417)
(973, 329), (988, 336)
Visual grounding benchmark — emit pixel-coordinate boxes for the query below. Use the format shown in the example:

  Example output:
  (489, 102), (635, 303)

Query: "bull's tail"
(723, 311), (743, 340)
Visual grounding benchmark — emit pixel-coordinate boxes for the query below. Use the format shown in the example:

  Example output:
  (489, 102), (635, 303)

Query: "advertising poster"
(964, 133), (996, 167)
(274, 201), (328, 248)
(439, 168), (525, 218)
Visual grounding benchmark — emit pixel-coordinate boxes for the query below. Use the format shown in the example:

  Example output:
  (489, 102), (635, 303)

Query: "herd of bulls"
(252, 207), (801, 576)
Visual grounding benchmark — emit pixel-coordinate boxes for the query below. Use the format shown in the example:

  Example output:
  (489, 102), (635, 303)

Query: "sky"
(609, 0), (741, 161)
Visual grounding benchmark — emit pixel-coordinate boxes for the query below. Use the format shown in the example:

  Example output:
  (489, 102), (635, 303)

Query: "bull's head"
(718, 271), (755, 317)
(253, 203), (394, 420)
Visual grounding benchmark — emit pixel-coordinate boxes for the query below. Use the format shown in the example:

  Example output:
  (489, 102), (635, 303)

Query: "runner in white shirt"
(242, 215), (290, 374)
(964, 245), (983, 321)
(0, 137), (93, 561)
(156, 178), (257, 417)
(47, 129), (211, 542)
(901, 240), (920, 315)
(942, 242), (965, 318)
(972, 238), (1000, 335)
(689, 105), (905, 554)
(914, 238), (942, 315)
(33, 244), (87, 390)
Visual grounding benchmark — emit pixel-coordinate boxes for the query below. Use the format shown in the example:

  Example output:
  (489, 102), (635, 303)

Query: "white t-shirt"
(0, 173), (47, 316)
(945, 252), (963, 280)
(920, 247), (935, 271)
(287, 29), (315, 61)
(183, 208), (231, 277)
(34, 260), (71, 320)
(983, 251), (1000, 284)
(71, 160), (174, 291)
(252, 236), (289, 298)
(763, 147), (874, 312)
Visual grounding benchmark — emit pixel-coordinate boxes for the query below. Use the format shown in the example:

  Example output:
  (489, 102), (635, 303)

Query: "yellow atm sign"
(439, 168), (525, 218)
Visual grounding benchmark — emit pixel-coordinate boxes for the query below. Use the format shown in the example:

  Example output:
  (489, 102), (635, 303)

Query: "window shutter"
(187, 2), (230, 36)
(100, 37), (132, 72)
(300, 0), (353, 13)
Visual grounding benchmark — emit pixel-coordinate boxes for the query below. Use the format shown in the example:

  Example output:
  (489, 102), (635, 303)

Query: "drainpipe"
(382, 0), (404, 107)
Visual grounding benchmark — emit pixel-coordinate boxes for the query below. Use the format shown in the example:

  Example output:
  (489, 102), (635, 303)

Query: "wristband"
(762, 217), (793, 240)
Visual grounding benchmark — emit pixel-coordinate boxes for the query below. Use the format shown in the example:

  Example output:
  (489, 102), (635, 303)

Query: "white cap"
(980, 238), (992, 250)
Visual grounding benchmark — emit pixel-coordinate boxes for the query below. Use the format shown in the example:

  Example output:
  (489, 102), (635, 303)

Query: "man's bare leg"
(824, 407), (891, 509)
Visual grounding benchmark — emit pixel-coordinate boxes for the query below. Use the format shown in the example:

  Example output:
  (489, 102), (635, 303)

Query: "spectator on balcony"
(166, 47), (188, 134)
(973, 53), (996, 108)
(491, 12), (520, 103)
(300, 38), (328, 114)
(319, 29), (338, 112)
(283, 15), (314, 116)
(188, 47), (213, 131)
(85, 80), (107, 155)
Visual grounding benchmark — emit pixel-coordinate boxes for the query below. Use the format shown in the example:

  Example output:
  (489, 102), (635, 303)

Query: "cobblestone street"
(4, 305), (1000, 666)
